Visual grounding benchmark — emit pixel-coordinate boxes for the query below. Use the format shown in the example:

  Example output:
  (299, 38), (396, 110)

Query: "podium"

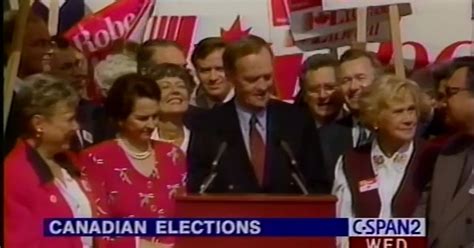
(174, 194), (337, 248)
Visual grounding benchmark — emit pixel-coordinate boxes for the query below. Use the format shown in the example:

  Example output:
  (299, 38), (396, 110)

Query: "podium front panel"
(174, 194), (337, 248)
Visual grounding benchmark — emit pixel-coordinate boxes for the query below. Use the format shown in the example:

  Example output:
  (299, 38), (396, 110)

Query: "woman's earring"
(35, 128), (43, 138)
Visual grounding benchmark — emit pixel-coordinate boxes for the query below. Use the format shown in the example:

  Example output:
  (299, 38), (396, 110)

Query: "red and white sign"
(64, 0), (154, 57)
(288, 0), (411, 42)
(61, 0), (472, 101)
(322, 0), (412, 11)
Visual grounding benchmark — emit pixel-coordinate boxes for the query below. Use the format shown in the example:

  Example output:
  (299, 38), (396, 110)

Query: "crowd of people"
(3, 10), (473, 248)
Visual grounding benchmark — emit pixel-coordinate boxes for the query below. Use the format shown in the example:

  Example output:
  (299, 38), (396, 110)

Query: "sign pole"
(353, 7), (367, 50)
(329, 47), (338, 58)
(9, 0), (19, 10)
(471, 0), (474, 55)
(48, 0), (60, 36)
(389, 4), (406, 79)
(4, 0), (31, 133)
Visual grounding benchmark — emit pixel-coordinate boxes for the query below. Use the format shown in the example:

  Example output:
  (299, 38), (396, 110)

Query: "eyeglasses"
(445, 86), (470, 98)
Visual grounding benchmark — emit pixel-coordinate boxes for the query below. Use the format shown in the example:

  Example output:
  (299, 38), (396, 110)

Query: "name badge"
(359, 178), (378, 193)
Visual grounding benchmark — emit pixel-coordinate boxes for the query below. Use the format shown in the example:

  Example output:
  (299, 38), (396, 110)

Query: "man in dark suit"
(295, 54), (344, 128)
(191, 37), (234, 109)
(48, 36), (106, 151)
(319, 49), (383, 184)
(187, 35), (329, 194)
(4, 11), (53, 155)
(427, 56), (474, 248)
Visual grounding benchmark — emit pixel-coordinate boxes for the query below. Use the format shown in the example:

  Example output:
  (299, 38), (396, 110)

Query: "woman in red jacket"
(81, 73), (187, 248)
(4, 75), (116, 248)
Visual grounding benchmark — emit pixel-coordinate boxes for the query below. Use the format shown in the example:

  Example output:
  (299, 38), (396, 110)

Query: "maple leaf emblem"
(220, 16), (252, 43)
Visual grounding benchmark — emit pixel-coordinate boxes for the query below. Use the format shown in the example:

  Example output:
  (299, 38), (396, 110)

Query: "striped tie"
(249, 115), (265, 186)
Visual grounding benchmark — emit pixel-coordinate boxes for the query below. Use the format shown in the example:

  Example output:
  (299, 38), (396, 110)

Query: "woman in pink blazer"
(4, 75), (138, 248)
(81, 73), (187, 248)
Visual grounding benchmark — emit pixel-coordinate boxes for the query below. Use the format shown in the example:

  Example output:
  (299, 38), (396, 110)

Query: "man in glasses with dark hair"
(427, 56), (474, 248)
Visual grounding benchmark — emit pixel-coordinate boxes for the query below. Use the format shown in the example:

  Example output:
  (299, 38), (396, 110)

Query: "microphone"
(211, 142), (228, 168)
(280, 140), (309, 195)
(199, 141), (228, 194)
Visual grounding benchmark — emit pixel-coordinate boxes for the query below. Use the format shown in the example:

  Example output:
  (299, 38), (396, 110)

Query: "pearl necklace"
(117, 138), (152, 160)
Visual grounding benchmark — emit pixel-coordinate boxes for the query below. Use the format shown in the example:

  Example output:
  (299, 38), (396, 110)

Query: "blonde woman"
(332, 75), (431, 219)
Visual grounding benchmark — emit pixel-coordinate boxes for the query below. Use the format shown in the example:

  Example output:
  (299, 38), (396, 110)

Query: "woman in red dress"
(81, 73), (187, 248)
(4, 75), (121, 248)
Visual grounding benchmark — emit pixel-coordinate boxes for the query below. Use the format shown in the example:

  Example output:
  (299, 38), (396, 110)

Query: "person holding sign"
(332, 75), (429, 219)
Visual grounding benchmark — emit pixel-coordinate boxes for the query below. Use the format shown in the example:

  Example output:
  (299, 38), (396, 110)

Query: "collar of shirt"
(234, 100), (267, 134)
(370, 139), (414, 173)
(224, 88), (235, 103)
(150, 126), (191, 153)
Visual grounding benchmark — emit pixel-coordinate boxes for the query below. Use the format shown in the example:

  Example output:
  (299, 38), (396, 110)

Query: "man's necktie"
(249, 115), (265, 186)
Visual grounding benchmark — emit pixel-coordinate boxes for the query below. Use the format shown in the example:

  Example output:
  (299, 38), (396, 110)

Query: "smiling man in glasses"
(443, 57), (474, 129)
(427, 56), (474, 248)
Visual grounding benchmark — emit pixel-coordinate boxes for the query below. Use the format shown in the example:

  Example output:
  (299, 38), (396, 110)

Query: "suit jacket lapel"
(338, 115), (354, 149)
(430, 149), (468, 239)
(221, 102), (260, 187)
(443, 173), (474, 219)
(265, 102), (279, 188)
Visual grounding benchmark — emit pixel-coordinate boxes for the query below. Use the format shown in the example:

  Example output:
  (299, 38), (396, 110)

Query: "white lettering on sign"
(71, 13), (136, 53)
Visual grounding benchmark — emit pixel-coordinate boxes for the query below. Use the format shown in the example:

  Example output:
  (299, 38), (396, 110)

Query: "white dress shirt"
(151, 126), (191, 154)
(235, 101), (267, 159)
(223, 88), (235, 103)
(55, 169), (93, 248)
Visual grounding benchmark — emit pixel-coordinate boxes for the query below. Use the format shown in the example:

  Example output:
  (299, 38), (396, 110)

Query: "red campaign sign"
(289, 0), (323, 12)
(377, 40), (472, 69)
(64, 0), (152, 57)
(271, 0), (290, 26)
(274, 54), (304, 99)
(146, 15), (197, 56)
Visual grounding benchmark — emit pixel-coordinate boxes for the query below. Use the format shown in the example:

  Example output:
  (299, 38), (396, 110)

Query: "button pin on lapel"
(50, 194), (57, 203)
